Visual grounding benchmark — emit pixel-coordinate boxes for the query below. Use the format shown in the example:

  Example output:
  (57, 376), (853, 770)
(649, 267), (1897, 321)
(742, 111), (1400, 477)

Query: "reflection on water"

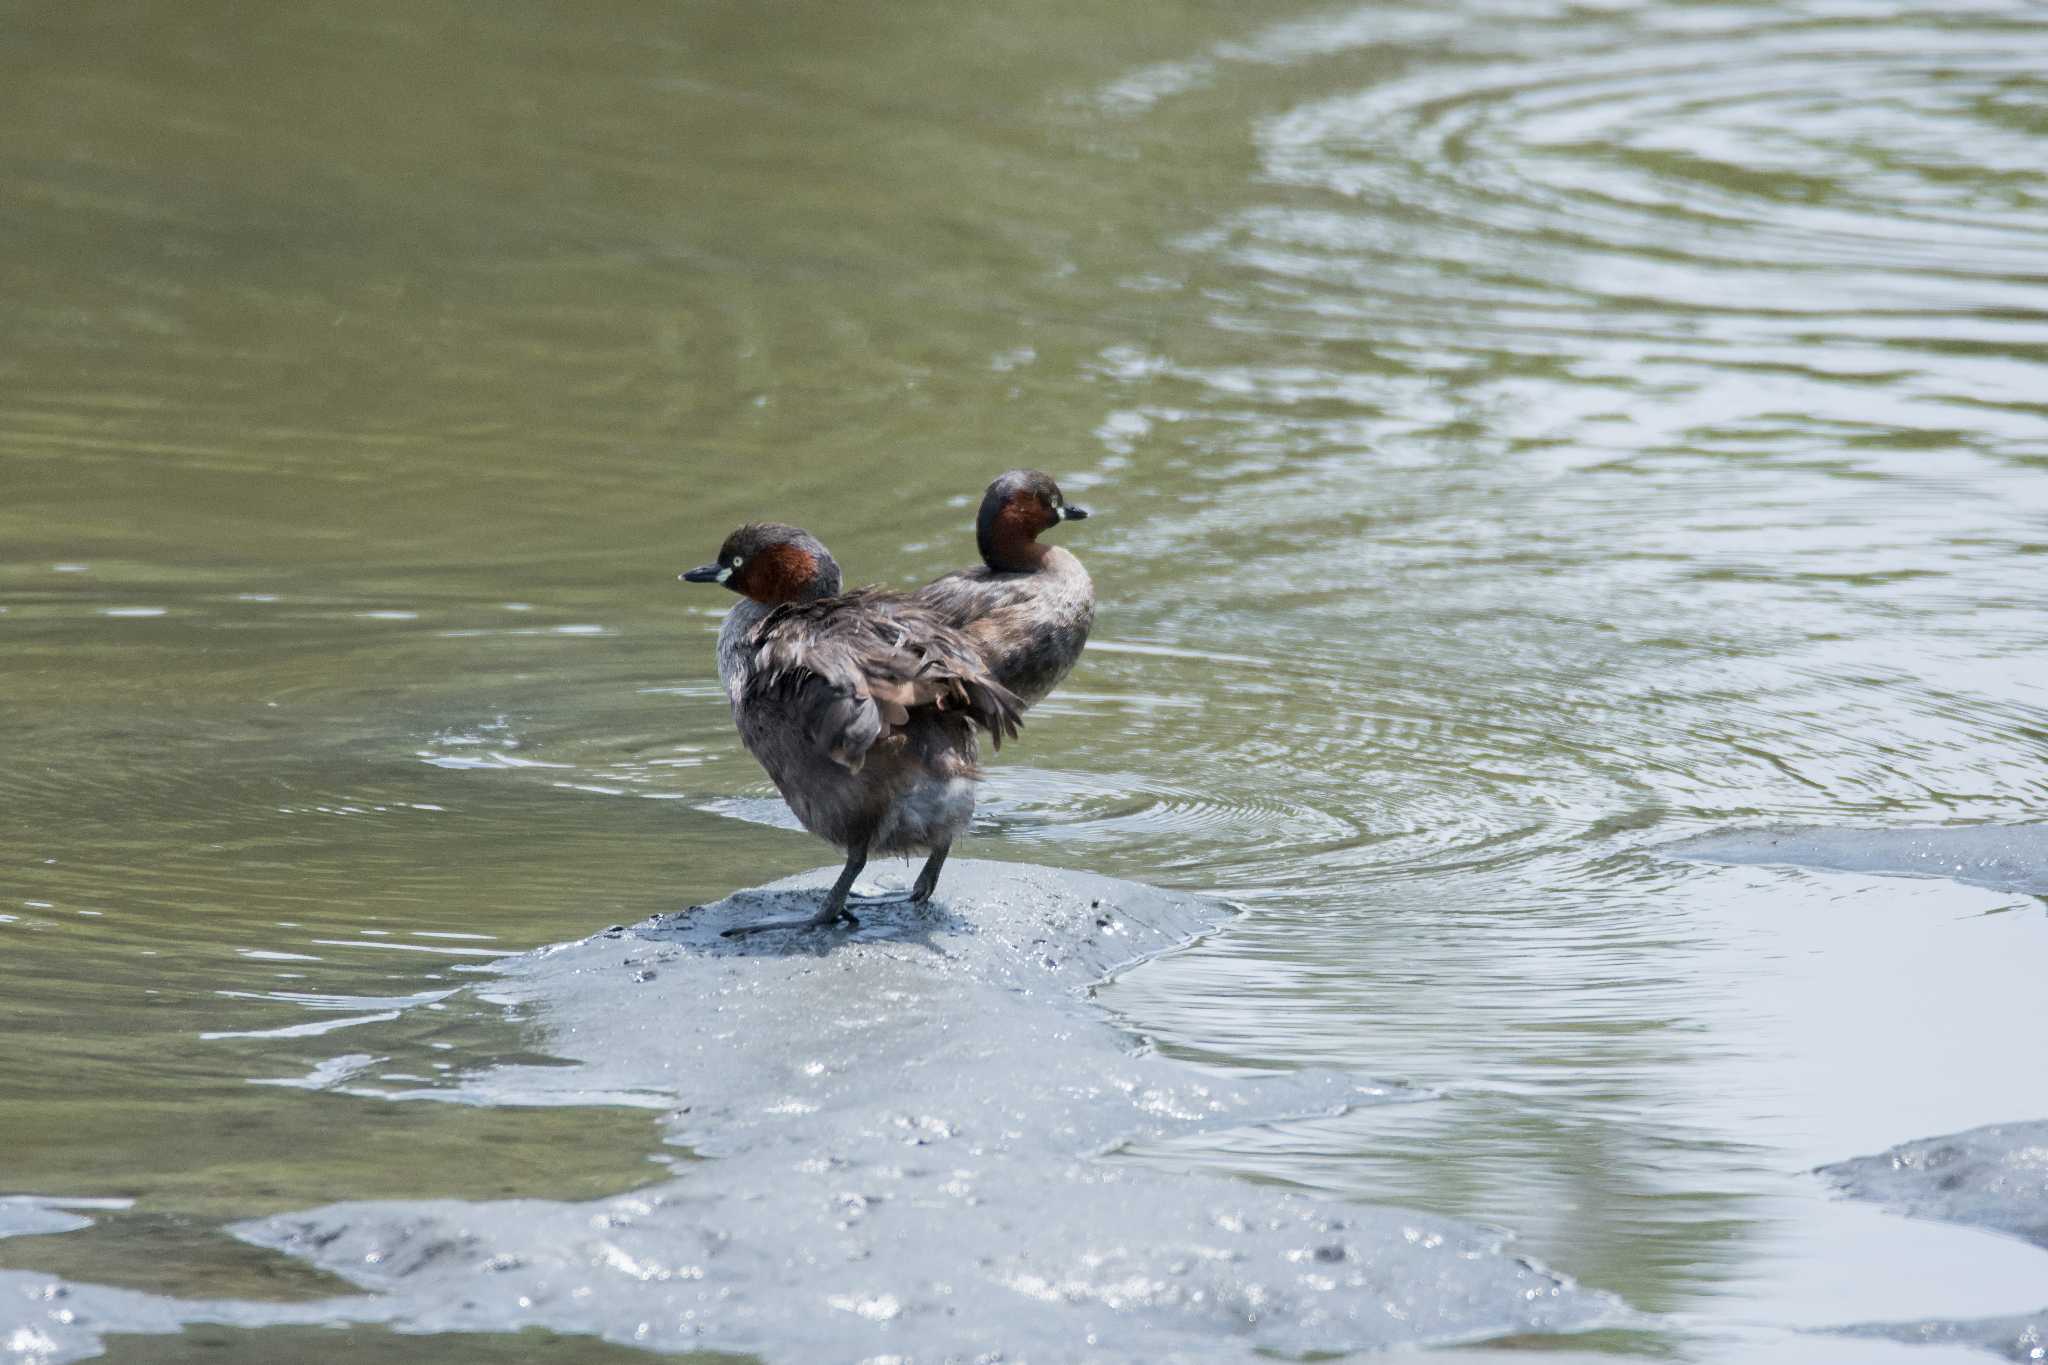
(3, 0), (2046, 1358)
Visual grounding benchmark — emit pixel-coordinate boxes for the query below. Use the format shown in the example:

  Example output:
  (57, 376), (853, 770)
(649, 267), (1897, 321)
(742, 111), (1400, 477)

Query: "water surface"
(4, 0), (2046, 1359)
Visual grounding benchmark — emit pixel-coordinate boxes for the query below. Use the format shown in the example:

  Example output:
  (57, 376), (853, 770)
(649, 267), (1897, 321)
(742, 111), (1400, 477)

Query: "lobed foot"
(720, 907), (857, 938)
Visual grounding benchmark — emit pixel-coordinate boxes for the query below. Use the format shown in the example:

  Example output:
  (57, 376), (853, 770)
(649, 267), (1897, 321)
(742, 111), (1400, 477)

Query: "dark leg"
(908, 843), (949, 904)
(846, 842), (953, 907)
(721, 845), (867, 938)
(846, 848), (916, 906)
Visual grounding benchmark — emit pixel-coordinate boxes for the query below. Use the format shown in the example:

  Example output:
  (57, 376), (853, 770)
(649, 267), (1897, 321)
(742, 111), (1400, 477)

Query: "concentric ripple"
(1138, 0), (2048, 450)
(1068, 0), (2048, 903)
(2, 3), (2044, 1354)
(1258, 19), (2048, 285)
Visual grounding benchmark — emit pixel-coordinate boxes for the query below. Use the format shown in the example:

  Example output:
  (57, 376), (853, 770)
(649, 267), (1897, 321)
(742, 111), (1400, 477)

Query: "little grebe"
(913, 470), (1093, 709)
(683, 523), (1021, 935)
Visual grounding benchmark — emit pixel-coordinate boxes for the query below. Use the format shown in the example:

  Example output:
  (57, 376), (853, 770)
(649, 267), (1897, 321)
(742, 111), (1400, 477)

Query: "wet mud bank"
(1821, 1121), (2048, 1252)
(1821, 1121), (2048, 1358)
(1663, 823), (2048, 899)
(1665, 826), (2048, 1359)
(4, 860), (1618, 1362)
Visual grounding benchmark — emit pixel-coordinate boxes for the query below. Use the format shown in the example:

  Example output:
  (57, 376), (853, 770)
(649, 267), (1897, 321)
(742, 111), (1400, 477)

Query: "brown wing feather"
(746, 588), (1021, 773)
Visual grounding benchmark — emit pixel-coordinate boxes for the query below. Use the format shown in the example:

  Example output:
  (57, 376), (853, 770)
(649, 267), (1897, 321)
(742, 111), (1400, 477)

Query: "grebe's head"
(975, 469), (1089, 572)
(681, 523), (842, 605)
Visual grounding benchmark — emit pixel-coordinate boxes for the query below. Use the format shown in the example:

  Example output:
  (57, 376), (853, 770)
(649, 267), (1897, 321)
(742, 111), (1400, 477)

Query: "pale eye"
(730, 555), (744, 568)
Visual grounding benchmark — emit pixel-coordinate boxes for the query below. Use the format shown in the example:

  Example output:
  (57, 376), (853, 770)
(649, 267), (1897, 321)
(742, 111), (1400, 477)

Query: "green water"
(5, 0), (2047, 1359)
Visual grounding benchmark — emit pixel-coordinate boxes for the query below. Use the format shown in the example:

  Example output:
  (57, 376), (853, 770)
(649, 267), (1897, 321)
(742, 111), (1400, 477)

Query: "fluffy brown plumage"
(913, 470), (1095, 709)
(682, 524), (1022, 935)
(745, 587), (1020, 773)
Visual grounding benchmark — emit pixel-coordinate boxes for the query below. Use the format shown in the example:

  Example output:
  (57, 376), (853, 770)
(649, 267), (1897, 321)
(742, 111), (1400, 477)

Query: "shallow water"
(3, 0), (2046, 1359)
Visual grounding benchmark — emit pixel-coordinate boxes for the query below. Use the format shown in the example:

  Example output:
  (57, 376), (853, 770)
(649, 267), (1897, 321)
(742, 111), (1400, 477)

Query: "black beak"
(1061, 505), (1091, 521)
(680, 563), (725, 584)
